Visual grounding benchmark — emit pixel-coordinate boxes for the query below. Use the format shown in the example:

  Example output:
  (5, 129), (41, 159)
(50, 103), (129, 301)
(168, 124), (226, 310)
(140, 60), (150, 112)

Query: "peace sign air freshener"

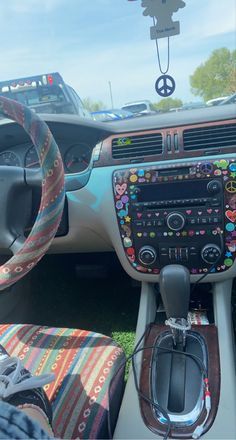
(141, 0), (186, 97)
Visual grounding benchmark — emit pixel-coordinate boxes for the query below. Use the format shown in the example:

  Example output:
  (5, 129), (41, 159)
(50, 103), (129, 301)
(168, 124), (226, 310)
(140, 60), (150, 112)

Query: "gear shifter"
(159, 265), (191, 347)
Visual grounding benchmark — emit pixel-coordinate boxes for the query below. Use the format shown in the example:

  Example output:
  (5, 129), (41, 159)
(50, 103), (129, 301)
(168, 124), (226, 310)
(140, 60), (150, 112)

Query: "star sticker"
(125, 216), (131, 223)
(226, 251), (232, 257)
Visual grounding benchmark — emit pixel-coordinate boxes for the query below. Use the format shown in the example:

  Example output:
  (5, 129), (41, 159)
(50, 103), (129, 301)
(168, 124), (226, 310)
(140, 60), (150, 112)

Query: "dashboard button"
(155, 219), (164, 227)
(134, 221), (143, 227)
(160, 247), (168, 255)
(166, 212), (186, 231)
(180, 248), (188, 261)
(189, 218), (197, 225)
(201, 244), (221, 264)
(169, 248), (178, 261)
(189, 246), (198, 256)
(207, 180), (222, 194)
(138, 246), (157, 266)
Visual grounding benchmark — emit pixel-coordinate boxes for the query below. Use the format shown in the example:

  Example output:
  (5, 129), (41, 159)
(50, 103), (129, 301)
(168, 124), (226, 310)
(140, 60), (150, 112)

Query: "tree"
(190, 48), (236, 101)
(83, 97), (107, 112)
(153, 97), (183, 112)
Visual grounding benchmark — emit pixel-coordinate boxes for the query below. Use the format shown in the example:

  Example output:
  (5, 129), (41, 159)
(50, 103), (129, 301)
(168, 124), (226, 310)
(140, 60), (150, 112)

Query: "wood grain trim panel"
(94, 119), (236, 167)
(139, 324), (220, 438)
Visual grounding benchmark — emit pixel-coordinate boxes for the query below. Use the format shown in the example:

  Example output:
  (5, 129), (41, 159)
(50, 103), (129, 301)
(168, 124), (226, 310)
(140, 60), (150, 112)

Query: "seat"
(0, 324), (125, 439)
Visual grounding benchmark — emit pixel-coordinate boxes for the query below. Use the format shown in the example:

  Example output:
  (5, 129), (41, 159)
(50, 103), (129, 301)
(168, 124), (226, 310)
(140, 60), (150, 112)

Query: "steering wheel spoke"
(10, 236), (26, 255)
(0, 166), (27, 250)
(25, 168), (42, 188)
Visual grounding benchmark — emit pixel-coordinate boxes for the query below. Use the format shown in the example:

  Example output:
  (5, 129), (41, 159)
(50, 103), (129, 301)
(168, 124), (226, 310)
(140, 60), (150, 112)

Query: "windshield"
(0, 1), (235, 117)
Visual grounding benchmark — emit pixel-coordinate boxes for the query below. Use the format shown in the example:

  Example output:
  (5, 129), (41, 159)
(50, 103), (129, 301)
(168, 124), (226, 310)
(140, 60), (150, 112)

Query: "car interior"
(0, 0), (236, 438)
(0, 95), (235, 439)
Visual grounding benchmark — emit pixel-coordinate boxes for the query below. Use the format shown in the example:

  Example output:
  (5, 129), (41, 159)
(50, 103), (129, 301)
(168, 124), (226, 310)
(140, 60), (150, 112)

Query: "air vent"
(112, 133), (163, 159)
(183, 123), (236, 151)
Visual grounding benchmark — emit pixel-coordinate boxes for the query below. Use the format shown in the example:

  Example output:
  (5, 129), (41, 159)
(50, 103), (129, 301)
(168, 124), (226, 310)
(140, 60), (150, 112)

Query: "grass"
(28, 253), (236, 377)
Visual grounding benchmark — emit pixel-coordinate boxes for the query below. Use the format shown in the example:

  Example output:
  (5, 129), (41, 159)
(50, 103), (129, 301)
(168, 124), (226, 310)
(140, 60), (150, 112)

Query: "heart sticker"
(116, 183), (127, 196)
(137, 265), (148, 273)
(226, 210), (236, 223)
(128, 254), (135, 263)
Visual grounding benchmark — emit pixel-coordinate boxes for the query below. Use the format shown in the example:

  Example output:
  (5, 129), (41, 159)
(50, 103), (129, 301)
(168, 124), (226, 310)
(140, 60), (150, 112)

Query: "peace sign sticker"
(155, 74), (176, 97)
(225, 180), (236, 194)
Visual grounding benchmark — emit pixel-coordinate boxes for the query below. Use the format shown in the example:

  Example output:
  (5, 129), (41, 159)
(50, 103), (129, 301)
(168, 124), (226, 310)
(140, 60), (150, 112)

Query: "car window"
(0, 1), (235, 115)
(122, 104), (147, 113)
(1, 84), (66, 106)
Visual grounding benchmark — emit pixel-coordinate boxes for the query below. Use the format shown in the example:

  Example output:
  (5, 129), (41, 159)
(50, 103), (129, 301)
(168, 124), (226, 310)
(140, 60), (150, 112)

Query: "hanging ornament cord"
(153, 17), (170, 75)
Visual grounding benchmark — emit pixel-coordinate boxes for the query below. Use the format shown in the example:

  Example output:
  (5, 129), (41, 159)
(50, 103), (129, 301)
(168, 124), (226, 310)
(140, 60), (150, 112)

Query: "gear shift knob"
(159, 265), (190, 320)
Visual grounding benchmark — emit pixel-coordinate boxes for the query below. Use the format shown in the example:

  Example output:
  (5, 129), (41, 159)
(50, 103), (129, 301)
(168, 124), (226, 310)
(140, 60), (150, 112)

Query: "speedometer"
(25, 145), (40, 168)
(0, 151), (20, 167)
(64, 144), (91, 173)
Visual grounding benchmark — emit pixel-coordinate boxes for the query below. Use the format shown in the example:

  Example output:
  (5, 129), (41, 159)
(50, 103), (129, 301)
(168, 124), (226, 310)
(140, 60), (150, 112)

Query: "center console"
(112, 159), (236, 437)
(113, 158), (236, 276)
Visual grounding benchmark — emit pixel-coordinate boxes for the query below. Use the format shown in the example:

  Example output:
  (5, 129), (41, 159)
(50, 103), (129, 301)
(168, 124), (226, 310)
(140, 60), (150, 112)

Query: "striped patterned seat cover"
(0, 324), (125, 439)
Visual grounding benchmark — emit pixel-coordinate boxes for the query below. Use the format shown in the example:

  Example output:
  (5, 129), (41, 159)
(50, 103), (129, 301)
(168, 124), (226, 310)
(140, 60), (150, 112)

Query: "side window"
(67, 86), (85, 116)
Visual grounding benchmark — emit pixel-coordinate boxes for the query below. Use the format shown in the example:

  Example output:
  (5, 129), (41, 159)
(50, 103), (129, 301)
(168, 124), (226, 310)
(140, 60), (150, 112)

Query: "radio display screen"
(135, 179), (211, 202)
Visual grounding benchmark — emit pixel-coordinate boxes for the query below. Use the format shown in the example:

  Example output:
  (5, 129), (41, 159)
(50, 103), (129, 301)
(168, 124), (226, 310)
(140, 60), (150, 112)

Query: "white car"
(122, 100), (157, 115)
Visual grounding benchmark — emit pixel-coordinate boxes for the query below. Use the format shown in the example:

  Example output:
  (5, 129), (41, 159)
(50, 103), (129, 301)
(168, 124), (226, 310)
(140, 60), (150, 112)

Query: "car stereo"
(113, 159), (236, 275)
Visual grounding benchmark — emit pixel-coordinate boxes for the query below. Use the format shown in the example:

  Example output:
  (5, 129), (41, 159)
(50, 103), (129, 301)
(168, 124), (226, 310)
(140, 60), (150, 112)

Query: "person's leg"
(0, 401), (53, 439)
(0, 344), (54, 438)
(18, 405), (54, 437)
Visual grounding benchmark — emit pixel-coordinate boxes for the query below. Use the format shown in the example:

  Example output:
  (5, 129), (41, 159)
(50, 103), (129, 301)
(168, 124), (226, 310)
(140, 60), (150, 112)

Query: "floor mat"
(29, 253), (140, 355)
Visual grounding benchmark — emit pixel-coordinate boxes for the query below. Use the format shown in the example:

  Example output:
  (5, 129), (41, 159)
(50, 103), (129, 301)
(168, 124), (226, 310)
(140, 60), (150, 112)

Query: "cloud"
(182, 0), (236, 39)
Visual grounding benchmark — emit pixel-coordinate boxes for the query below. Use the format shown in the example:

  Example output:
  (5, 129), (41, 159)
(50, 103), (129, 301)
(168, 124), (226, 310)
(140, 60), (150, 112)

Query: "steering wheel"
(0, 97), (65, 291)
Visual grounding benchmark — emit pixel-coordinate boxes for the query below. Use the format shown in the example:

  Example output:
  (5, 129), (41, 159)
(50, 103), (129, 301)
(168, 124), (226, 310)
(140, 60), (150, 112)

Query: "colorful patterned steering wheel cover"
(0, 97), (65, 291)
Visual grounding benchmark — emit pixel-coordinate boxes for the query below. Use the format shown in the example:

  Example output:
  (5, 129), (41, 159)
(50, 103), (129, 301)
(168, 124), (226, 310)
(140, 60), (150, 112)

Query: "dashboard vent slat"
(112, 133), (163, 159)
(183, 123), (236, 151)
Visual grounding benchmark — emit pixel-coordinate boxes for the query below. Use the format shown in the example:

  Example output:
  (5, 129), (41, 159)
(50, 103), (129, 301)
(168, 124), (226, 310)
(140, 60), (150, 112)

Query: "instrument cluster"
(0, 141), (93, 174)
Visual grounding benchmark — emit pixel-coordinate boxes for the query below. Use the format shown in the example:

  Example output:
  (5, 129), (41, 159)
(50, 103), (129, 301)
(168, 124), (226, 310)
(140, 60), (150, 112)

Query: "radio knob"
(201, 244), (222, 264)
(138, 246), (157, 266)
(166, 212), (186, 231)
(207, 180), (222, 194)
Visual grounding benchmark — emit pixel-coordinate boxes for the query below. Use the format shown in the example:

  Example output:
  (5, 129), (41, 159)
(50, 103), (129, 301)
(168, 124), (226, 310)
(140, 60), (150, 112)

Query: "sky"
(0, 0), (235, 108)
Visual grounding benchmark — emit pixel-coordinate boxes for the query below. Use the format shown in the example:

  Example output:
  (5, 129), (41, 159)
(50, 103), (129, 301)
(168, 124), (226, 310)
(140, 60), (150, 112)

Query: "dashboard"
(0, 141), (93, 173)
(0, 104), (236, 282)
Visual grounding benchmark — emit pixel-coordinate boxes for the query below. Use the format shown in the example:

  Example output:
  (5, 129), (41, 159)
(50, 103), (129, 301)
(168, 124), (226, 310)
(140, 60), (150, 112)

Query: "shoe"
(0, 344), (54, 424)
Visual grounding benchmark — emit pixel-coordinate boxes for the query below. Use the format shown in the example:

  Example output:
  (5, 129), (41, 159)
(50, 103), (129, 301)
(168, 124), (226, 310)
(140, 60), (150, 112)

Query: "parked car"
(206, 96), (229, 106)
(91, 108), (134, 122)
(219, 92), (236, 105)
(178, 101), (206, 111)
(0, 72), (91, 118)
(121, 100), (157, 115)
